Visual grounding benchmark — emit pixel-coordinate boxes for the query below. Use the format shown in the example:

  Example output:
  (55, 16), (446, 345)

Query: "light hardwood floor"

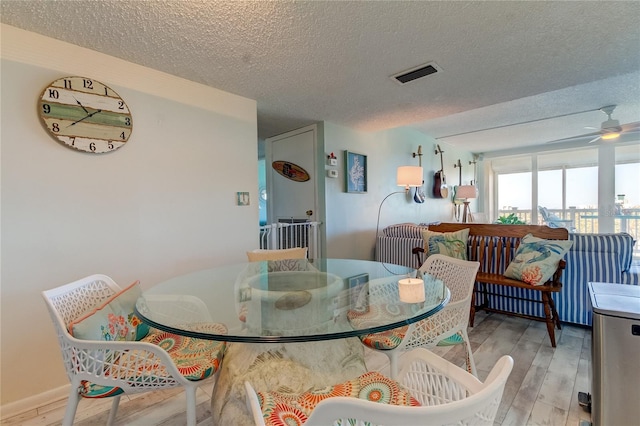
(3, 312), (593, 426)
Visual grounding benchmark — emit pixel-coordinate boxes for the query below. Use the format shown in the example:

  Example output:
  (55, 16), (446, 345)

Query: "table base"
(211, 338), (367, 424)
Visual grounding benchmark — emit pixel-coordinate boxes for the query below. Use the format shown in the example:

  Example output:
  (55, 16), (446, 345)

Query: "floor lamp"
(375, 165), (424, 244)
(455, 185), (477, 223)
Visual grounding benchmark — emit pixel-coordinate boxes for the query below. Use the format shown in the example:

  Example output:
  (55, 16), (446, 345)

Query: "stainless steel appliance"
(588, 281), (640, 426)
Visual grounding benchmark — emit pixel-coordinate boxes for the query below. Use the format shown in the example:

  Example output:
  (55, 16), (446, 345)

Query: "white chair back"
(365, 254), (480, 378)
(245, 348), (513, 426)
(246, 247), (308, 261)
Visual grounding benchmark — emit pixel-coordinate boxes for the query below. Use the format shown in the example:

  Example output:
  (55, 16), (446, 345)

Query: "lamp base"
(462, 201), (471, 223)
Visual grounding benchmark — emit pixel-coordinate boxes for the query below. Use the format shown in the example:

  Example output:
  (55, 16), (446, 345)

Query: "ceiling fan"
(547, 105), (640, 145)
(584, 105), (633, 143)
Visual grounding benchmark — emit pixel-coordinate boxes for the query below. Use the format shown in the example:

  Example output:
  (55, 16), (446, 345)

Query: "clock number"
(52, 123), (60, 133)
(120, 132), (126, 140)
(83, 79), (93, 90)
(42, 104), (51, 114)
(108, 141), (114, 150)
(70, 137), (76, 146)
(124, 117), (131, 126)
(118, 100), (125, 110)
(48, 89), (59, 99)
(89, 142), (96, 152)
(63, 79), (72, 89)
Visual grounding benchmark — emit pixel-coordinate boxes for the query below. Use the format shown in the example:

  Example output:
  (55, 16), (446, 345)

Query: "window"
(487, 142), (639, 255)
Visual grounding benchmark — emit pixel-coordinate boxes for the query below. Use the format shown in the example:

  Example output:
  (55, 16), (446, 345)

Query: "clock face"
(38, 76), (133, 153)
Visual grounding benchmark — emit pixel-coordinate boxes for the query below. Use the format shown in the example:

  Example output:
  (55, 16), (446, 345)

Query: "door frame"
(265, 124), (319, 225)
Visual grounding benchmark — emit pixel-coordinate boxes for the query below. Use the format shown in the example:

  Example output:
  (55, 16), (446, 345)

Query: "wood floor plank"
(528, 399), (569, 426)
(494, 322), (547, 424)
(472, 316), (530, 374)
(500, 340), (556, 425)
(566, 332), (592, 426)
(537, 334), (583, 411)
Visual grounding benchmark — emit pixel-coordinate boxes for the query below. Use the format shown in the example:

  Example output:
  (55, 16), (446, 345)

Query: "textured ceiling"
(2, 0), (639, 153)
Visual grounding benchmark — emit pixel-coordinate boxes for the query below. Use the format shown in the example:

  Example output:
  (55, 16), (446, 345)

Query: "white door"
(266, 125), (317, 223)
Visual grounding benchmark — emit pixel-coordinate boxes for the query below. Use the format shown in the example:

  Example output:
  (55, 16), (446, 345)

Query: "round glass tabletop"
(134, 258), (449, 343)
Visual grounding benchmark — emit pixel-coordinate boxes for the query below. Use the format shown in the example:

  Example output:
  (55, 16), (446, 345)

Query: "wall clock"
(38, 76), (133, 153)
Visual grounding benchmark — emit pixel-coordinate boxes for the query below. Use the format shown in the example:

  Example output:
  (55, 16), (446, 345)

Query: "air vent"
(391, 62), (441, 85)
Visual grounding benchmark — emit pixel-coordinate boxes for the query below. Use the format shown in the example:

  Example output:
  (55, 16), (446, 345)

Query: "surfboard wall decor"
(272, 161), (310, 182)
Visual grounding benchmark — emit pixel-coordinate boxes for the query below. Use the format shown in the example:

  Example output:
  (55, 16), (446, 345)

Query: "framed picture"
(347, 273), (369, 312)
(345, 151), (367, 193)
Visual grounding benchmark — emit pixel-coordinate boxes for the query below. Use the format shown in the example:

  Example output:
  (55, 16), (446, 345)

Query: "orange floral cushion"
(255, 371), (420, 426)
(347, 304), (417, 350)
(134, 323), (228, 381)
(80, 323), (227, 398)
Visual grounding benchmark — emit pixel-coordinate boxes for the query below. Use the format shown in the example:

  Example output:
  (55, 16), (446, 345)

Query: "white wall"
(0, 25), (258, 407)
(322, 123), (476, 260)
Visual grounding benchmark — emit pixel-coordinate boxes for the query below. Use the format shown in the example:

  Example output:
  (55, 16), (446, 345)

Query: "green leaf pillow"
(421, 228), (470, 260)
(504, 234), (573, 286)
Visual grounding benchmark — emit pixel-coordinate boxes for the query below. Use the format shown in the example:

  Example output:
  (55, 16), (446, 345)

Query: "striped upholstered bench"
(558, 233), (639, 326)
(377, 223), (639, 328)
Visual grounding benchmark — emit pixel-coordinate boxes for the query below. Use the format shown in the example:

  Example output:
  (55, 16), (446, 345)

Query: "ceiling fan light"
(601, 132), (620, 140)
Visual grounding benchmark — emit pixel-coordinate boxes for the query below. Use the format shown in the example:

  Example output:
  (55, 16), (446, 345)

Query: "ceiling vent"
(391, 62), (441, 85)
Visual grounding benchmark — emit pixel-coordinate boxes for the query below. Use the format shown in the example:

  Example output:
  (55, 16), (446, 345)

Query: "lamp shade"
(396, 166), (423, 188)
(456, 185), (477, 199)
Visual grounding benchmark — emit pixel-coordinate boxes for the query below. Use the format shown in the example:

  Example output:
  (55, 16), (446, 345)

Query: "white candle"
(398, 278), (425, 303)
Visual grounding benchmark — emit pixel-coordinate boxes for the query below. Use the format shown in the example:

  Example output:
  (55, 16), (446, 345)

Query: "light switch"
(328, 169), (338, 178)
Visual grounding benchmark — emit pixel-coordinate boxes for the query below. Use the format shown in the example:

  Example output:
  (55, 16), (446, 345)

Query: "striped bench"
(376, 223), (639, 328)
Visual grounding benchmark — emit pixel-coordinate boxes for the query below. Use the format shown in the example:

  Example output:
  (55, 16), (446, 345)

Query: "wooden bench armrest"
(412, 246), (425, 269)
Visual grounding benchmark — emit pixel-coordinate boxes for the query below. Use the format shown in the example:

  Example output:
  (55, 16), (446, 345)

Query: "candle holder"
(398, 278), (425, 303)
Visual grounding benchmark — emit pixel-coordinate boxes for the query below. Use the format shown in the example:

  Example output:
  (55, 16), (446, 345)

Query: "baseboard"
(0, 384), (70, 420)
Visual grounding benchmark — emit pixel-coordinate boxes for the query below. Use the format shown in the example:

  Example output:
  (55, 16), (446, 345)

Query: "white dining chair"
(245, 347), (514, 426)
(42, 274), (227, 426)
(353, 254), (480, 378)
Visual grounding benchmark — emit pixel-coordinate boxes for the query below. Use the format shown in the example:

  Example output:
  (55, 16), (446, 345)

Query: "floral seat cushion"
(137, 322), (227, 381)
(254, 371), (420, 426)
(347, 303), (415, 350)
(349, 303), (464, 350)
(80, 322), (227, 398)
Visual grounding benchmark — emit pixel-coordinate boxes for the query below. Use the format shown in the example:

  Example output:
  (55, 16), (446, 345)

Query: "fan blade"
(545, 131), (601, 145)
(588, 135), (601, 144)
(620, 121), (640, 133)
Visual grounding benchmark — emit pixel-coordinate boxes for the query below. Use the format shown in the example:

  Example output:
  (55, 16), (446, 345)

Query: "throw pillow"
(504, 234), (573, 286)
(69, 280), (150, 341)
(421, 228), (470, 260)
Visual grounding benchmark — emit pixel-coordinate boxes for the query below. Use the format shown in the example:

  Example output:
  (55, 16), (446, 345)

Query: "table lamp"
(456, 185), (477, 223)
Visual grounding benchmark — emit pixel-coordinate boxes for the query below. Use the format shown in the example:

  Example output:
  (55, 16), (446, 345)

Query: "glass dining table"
(134, 258), (450, 424)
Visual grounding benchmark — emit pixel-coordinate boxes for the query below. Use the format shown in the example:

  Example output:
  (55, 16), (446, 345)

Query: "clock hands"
(72, 96), (89, 114)
(68, 109), (102, 127)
